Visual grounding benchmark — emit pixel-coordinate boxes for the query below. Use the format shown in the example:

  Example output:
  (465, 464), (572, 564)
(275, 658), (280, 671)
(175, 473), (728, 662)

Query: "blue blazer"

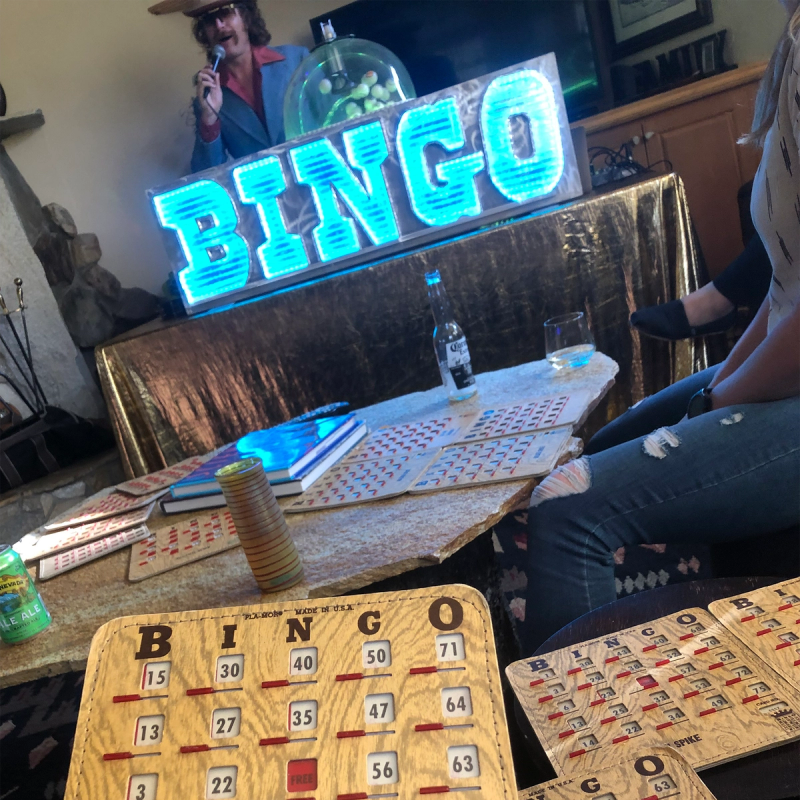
(190, 44), (308, 174)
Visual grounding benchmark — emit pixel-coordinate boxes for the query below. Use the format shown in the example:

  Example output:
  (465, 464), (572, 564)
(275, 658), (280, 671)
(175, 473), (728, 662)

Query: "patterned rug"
(492, 508), (713, 629)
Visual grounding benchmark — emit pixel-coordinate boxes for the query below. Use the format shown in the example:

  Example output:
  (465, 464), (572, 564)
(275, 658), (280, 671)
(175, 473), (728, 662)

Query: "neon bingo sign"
(150, 54), (581, 313)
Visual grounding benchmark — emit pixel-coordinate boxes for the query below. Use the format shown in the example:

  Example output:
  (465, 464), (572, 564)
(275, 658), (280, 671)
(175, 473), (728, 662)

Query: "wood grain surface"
(519, 746), (717, 799)
(64, 585), (517, 800)
(507, 608), (800, 776)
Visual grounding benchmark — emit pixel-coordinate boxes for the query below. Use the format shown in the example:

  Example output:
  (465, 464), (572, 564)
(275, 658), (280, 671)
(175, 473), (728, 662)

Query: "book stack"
(160, 413), (367, 514)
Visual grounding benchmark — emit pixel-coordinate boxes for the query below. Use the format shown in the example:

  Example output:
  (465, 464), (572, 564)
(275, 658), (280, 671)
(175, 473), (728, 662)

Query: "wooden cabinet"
(575, 64), (765, 278)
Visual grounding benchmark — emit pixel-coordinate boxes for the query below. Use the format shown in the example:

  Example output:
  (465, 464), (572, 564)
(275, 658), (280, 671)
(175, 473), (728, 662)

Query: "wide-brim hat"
(148, 0), (236, 17)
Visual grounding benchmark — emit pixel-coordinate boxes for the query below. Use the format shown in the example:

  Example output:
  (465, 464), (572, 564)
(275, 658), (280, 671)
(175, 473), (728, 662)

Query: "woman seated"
(520, 0), (800, 654)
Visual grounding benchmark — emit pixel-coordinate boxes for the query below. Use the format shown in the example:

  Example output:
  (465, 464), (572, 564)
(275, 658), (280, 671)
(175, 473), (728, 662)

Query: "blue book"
(170, 414), (361, 499)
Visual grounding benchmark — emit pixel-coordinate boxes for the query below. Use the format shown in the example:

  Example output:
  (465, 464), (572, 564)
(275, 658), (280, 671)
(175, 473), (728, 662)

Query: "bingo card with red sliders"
(64, 585), (517, 800)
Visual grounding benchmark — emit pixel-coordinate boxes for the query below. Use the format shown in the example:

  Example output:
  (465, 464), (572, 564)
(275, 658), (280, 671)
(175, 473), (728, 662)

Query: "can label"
(0, 568), (51, 644)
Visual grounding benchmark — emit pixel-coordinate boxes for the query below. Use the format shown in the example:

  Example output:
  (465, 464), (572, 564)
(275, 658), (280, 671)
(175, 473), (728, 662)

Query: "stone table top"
(0, 354), (617, 688)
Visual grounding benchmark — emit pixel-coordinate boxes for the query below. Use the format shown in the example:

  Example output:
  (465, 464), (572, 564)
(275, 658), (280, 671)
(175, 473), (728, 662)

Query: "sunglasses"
(199, 3), (238, 25)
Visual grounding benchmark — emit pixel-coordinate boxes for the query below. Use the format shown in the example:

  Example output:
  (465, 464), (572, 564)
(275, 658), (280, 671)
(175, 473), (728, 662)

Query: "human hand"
(196, 66), (223, 123)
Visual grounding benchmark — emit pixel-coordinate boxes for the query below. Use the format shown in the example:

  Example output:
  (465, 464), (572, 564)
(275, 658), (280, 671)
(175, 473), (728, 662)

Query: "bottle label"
(447, 339), (475, 390)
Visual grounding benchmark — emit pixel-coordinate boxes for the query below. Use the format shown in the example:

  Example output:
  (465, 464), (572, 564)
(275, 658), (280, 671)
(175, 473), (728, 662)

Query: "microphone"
(204, 45), (226, 99)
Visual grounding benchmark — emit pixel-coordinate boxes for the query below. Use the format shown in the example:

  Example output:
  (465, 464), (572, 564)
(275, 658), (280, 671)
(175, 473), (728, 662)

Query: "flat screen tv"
(310, 0), (608, 121)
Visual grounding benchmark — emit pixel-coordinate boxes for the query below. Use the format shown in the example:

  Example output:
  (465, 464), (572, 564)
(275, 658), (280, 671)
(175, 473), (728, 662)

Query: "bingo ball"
(362, 71), (378, 87)
(318, 78), (332, 95)
(345, 101), (361, 118)
(351, 83), (369, 99)
(385, 78), (397, 94)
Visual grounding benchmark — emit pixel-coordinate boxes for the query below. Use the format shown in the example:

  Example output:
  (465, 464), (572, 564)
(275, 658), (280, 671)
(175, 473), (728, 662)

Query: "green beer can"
(0, 544), (51, 644)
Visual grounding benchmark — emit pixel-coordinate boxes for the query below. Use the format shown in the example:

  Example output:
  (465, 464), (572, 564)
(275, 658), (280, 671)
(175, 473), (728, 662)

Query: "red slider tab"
(569, 749), (586, 758)
(103, 752), (133, 761)
(642, 645), (657, 652)
(590, 698), (606, 707)
(410, 667), (437, 675)
(605, 655), (620, 664)
(420, 787), (450, 795)
(567, 667), (582, 675)
(654, 659), (670, 667)
(415, 723), (444, 732)
(679, 633), (695, 640)
(641, 795), (659, 800)
(708, 662), (724, 670)
(778, 603), (793, 611)
(601, 716), (616, 725)
(669, 675), (685, 682)
(642, 703), (658, 712)
(530, 678), (545, 687)
(180, 745), (209, 753)
(699, 708), (717, 717)
(186, 687), (215, 696)
(262, 680), (290, 689)
(776, 642), (792, 650)
(794, 659), (800, 666)
(259, 737), (290, 746)
(726, 677), (742, 686)
(612, 735), (630, 744)
(616, 670), (631, 679)
(796, 618), (800, 624)
(756, 629), (772, 637)
(740, 615), (756, 622)
(577, 683), (592, 691)
(742, 695), (759, 704)
(338, 794), (369, 800)
(548, 712), (564, 720)
(656, 722), (673, 730)
(683, 690), (700, 699)
(558, 730), (575, 739)
(693, 647), (709, 655)
(113, 695), (141, 703)
(538, 695), (554, 703)
(336, 673), (364, 682)
(337, 730), (366, 739)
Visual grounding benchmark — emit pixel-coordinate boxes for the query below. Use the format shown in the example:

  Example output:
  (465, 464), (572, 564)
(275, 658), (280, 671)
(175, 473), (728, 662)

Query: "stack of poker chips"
(215, 458), (303, 592)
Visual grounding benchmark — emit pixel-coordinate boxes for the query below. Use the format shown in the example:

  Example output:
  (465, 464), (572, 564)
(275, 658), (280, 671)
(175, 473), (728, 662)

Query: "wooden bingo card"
(64, 585), (517, 800)
(128, 509), (239, 582)
(710, 578), (800, 691)
(457, 393), (589, 443)
(519, 747), (717, 800)
(409, 430), (572, 493)
(45, 487), (166, 532)
(285, 451), (437, 513)
(117, 455), (215, 496)
(507, 608), (800, 777)
(343, 417), (468, 463)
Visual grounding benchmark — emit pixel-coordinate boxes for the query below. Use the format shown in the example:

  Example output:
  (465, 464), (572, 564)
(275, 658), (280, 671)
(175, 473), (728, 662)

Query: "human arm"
(190, 95), (226, 173)
(707, 295), (770, 390)
(709, 297), (800, 408)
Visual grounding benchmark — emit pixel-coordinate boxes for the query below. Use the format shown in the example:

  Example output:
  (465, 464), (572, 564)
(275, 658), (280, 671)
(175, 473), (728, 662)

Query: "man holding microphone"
(149, 0), (308, 172)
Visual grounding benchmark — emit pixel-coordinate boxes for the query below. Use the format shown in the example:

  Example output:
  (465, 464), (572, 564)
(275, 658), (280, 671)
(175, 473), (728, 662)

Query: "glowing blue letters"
(152, 180), (250, 305)
(481, 70), (564, 202)
(150, 57), (579, 311)
(233, 156), (309, 279)
(396, 99), (485, 227)
(289, 121), (398, 262)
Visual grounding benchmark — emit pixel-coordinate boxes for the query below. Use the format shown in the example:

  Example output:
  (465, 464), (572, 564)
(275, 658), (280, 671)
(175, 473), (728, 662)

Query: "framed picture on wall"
(606, 0), (713, 59)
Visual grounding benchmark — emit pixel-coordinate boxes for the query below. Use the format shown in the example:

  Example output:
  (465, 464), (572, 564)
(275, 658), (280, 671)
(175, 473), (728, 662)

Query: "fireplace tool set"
(0, 278), (47, 426)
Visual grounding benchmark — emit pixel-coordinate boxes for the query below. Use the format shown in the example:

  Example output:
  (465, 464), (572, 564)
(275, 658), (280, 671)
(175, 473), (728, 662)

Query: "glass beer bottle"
(425, 270), (477, 401)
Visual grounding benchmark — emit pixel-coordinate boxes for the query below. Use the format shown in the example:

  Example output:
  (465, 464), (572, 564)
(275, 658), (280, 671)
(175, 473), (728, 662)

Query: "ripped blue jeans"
(520, 367), (800, 653)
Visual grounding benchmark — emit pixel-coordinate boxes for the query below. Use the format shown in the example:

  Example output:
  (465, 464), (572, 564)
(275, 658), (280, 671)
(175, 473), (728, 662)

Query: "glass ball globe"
(284, 35), (416, 141)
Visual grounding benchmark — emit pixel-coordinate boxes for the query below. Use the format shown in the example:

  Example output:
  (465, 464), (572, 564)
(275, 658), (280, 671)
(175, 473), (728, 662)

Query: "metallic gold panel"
(97, 173), (712, 477)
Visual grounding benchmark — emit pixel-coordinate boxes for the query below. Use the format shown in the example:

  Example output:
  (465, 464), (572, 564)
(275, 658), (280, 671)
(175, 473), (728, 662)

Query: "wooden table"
(1, 354), (617, 689)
